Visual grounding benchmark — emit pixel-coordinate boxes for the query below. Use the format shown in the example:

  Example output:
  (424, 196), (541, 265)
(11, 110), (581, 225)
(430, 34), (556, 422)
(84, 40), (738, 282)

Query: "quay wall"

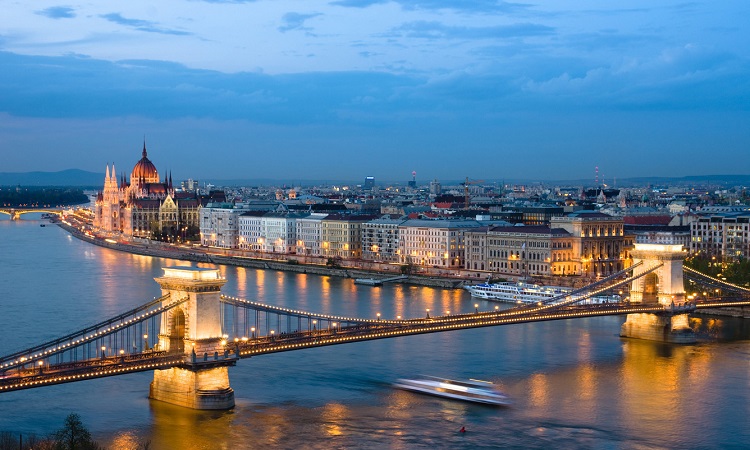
(58, 223), (464, 290)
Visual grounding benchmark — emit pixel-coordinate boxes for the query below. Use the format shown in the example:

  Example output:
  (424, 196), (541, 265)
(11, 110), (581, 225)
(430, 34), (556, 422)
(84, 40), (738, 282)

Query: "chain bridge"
(1, 244), (748, 409)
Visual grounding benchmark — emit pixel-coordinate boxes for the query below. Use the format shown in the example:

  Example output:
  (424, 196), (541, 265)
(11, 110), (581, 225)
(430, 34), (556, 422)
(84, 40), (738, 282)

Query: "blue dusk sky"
(1, 1), (748, 183)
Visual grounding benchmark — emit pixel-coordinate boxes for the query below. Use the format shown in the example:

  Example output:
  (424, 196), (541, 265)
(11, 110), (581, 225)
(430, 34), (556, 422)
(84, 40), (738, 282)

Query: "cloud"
(278, 12), (322, 33)
(385, 21), (554, 40)
(329, 0), (387, 7)
(331, 0), (531, 14)
(36, 6), (76, 19)
(100, 13), (192, 36)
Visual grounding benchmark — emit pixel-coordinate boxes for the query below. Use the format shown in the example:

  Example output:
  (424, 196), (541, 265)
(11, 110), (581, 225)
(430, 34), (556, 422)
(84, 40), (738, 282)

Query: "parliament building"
(93, 143), (201, 239)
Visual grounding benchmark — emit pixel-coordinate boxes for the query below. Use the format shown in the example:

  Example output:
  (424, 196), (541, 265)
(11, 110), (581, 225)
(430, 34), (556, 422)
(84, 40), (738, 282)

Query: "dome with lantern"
(131, 141), (160, 183)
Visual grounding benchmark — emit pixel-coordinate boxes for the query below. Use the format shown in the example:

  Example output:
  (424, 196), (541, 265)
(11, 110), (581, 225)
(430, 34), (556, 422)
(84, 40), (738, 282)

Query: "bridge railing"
(220, 295), (414, 341)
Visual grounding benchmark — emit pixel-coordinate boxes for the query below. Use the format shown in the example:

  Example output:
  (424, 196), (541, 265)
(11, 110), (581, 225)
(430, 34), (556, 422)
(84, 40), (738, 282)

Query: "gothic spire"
(142, 137), (147, 158)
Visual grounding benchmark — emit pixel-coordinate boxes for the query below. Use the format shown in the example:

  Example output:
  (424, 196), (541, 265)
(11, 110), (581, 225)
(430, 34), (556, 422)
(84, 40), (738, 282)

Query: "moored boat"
(394, 376), (511, 406)
(464, 281), (619, 305)
(354, 278), (382, 286)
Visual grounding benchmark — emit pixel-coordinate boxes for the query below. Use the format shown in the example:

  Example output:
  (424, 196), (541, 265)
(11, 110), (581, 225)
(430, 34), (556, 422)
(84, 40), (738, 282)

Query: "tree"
(53, 414), (102, 450)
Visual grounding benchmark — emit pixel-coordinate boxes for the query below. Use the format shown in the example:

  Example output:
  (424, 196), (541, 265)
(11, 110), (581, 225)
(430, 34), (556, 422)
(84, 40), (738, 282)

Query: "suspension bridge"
(1, 244), (748, 409)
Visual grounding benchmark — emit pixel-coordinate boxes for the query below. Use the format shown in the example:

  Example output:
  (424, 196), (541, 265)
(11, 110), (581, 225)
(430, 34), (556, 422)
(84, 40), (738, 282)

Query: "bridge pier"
(150, 366), (235, 410)
(620, 313), (696, 344)
(148, 267), (235, 410)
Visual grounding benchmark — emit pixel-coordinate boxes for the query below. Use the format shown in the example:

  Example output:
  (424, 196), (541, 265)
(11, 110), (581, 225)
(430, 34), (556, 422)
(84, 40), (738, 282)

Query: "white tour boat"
(394, 376), (511, 406)
(464, 281), (619, 305)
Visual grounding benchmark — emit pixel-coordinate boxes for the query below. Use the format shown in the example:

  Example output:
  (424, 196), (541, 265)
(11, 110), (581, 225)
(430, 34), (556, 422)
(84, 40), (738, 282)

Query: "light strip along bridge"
(1, 265), (749, 394)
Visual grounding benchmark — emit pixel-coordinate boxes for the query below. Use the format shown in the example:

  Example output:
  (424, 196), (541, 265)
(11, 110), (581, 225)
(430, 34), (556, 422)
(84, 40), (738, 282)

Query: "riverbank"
(57, 222), (467, 289)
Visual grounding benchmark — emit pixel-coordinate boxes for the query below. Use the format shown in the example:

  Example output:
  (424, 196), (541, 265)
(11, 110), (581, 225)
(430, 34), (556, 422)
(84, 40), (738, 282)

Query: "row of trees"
(0, 188), (88, 208)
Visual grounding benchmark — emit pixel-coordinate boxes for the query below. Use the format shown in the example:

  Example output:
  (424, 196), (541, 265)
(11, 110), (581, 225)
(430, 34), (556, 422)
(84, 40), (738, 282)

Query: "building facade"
(398, 220), (483, 269)
(361, 218), (405, 262)
(690, 212), (750, 261)
(550, 211), (628, 277)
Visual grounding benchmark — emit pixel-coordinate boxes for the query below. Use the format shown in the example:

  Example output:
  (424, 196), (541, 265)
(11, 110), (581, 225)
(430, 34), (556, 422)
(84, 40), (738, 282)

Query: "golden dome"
(132, 142), (160, 183)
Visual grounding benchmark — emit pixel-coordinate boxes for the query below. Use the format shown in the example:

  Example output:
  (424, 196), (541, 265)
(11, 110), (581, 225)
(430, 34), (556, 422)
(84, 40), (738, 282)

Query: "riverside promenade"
(56, 222), (469, 290)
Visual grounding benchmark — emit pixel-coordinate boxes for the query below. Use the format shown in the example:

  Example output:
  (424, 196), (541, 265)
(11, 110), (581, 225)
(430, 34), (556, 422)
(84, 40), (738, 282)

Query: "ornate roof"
(132, 141), (160, 183)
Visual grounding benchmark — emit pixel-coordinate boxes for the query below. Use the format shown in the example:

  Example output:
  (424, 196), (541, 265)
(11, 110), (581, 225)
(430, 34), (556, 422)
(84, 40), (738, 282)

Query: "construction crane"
(462, 177), (484, 209)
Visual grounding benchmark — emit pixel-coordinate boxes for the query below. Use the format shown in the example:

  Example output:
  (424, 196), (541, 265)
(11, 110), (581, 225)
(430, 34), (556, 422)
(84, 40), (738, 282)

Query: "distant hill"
(0, 169), (102, 187)
(1, 170), (748, 188)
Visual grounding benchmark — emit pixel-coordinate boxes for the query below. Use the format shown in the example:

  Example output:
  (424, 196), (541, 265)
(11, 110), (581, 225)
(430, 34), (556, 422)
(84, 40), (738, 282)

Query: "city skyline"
(1, 1), (749, 181)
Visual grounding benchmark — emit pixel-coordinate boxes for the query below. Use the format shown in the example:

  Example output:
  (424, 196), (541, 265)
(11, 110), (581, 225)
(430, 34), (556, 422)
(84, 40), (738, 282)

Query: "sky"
(1, 0), (748, 184)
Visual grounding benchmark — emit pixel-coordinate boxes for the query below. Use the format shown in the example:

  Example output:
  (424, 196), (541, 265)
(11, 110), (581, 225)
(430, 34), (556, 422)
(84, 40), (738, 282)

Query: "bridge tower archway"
(168, 308), (186, 354)
(621, 244), (694, 343)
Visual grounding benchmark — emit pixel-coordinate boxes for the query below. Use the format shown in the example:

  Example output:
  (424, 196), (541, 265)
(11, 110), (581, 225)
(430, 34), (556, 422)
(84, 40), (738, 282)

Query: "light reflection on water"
(1, 221), (750, 449)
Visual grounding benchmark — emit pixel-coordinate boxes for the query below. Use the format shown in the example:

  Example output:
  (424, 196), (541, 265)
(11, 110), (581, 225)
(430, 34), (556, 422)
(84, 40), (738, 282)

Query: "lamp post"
(143, 334), (149, 351)
(251, 327), (256, 339)
(475, 303), (479, 314)
(426, 309), (430, 319)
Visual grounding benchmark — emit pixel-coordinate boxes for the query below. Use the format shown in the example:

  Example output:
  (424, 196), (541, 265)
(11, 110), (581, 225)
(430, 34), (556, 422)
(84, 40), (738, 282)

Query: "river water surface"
(1, 217), (750, 449)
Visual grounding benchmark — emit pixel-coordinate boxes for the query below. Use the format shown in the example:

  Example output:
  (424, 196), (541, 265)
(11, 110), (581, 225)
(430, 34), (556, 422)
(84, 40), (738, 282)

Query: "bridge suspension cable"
(0, 294), (187, 372)
(537, 261), (644, 307)
(683, 266), (750, 295)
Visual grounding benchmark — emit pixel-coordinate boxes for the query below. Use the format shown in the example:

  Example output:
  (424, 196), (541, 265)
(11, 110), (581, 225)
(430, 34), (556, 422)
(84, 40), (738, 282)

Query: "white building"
(398, 220), (484, 269)
(260, 212), (304, 254)
(296, 213), (328, 256)
(200, 203), (242, 248)
(238, 211), (266, 251)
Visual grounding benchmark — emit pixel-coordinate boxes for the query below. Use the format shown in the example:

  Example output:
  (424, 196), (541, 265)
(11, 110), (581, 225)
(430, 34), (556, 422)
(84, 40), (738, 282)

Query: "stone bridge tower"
(148, 267), (236, 409)
(620, 244), (695, 343)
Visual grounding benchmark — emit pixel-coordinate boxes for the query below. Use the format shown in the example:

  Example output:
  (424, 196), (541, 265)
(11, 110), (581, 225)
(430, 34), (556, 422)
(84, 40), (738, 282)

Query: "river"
(1, 216), (749, 449)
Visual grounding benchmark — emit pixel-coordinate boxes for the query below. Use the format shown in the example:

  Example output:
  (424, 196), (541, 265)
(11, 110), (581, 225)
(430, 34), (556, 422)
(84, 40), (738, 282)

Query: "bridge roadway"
(0, 208), (63, 220)
(6, 299), (742, 393)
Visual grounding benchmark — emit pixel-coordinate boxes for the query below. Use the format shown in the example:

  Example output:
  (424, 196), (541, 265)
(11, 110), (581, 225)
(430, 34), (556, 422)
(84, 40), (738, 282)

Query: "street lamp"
(426, 309), (430, 319)
(101, 346), (106, 359)
(251, 327), (256, 339)
(376, 313), (381, 321)
(475, 303), (479, 314)
(143, 334), (149, 351)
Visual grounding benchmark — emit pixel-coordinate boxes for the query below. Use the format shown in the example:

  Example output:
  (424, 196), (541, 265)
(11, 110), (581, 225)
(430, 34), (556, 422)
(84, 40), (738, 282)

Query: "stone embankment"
(57, 223), (465, 289)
